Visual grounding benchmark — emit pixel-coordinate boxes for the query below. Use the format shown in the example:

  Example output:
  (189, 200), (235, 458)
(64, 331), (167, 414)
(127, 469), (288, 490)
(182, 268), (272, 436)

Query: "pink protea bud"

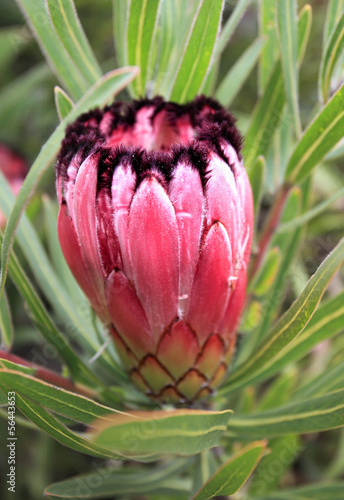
(56, 97), (253, 404)
(0, 144), (28, 229)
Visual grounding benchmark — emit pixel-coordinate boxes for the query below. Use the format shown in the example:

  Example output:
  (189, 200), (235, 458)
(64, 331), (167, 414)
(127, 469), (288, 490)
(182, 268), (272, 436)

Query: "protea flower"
(56, 96), (253, 404)
(0, 144), (28, 229)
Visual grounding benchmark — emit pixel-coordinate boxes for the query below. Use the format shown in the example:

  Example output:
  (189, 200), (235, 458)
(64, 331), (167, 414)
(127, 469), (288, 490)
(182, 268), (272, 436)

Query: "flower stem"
(249, 183), (291, 283)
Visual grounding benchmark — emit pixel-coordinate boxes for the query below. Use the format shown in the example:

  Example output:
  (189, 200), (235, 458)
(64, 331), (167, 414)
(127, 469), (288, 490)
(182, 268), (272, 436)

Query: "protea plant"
(56, 97), (253, 403)
(1, 1), (344, 498)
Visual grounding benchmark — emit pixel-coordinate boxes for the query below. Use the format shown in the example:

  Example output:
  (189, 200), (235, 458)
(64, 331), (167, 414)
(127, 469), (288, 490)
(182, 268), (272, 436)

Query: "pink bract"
(56, 96), (254, 404)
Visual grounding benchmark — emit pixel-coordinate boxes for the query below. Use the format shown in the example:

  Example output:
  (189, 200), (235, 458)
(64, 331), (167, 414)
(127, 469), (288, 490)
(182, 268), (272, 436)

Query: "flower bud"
(56, 97), (253, 403)
(0, 144), (28, 229)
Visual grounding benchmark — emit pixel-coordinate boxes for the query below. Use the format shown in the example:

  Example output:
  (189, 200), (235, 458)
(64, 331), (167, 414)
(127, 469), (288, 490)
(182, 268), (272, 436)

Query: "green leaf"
(277, 186), (344, 233)
(46, 0), (101, 86)
(227, 389), (344, 437)
(248, 156), (266, 233)
(216, 37), (266, 107)
(221, 237), (344, 395)
(285, 84), (344, 184)
(320, 11), (344, 103)
(258, 369), (297, 411)
(191, 450), (219, 497)
(169, 0), (225, 103)
(0, 26), (31, 73)
(54, 86), (74, 121)
(323, 0), (344, 47)
(113, 0), (127, 67)
(14, 394), (123, 459)
(0, 369), (122, 424)
(125, 0), (161, 96)
(250, 247), (281, 297)
(0, 289), (13, 349)
(252, 482), (344, 499)
(236, 187), (303, 365)
(14, 0), (89, 100)
(192, 441), (267, 499)
(45, 459), (191, 499)
(246, 290), (344, 388)
(92, 410), (232, 458)
(0, 64), (51, 131)
(0, 66), (138, 302)
(258, 0), (279, 92)
(277, 0), (302, 137)
(249, 435), (301, 495)
(244, 4), (312, 168)
(295, 358), (344, 400)
(215, 0), (252, 59)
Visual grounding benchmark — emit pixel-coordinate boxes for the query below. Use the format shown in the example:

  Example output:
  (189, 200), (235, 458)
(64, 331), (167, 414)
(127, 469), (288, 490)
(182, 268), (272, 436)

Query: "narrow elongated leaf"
(252, 482), (344, 499)
(249, 435), (300, 495)
(0, 289), (13, 348)
(244, 5), (312, 168)
(0, 26), (31, 72)
(0, 64), (51, 130)
(320, 11), (344, 103)
(0, 369), (123, 424)
(192, 441), (266, 499)
(285, 84), (344, 183)
(250, 247), (281, 297)
(14, 0), (88, 100)
(15, 394), (123, 459)
(324, 0), (344, 46)
(46, 0), (101, 86)
(227, 389), (344, 437)
(125, 0), (161, 96)
(92, 410), (232, 458)
(169, 0), (225, 102)
(0, 67), (138, 301)
(277, 0), (302, 137)
(258, 370), (297, 411)
(278, 186), (344, 233)
(54, 86), (74, 121)
(244, 290), (344, 387)
(215, 0), (252, 58)
(221, 237), (344, 395)
(236, 187), (303, 365)
(45, 459), (191, 499)
(216, 37), (266, 107)
(113, 0), (127, 67)
(295, 358), (344, 400)
(248, 156), (266, 232)
(258, 0), (278, 92)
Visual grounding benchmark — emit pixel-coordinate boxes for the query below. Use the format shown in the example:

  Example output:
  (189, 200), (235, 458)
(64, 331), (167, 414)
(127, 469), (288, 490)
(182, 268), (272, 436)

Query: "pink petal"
(96, 188), (122, 276)
(128, 176), (179, 338)
(236, 166), (254, 270)
(57, 203), (107, 320)
(187, 222), (233, 345)
(111, 163), (136, 280)
(169, 162), (204, 317)
(105, 270), (154, 358)
(206, 153), (240, 260)
(64, 155), (82, 221)
(218, 267), (247, 341)
(73, 154), (106, 301)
